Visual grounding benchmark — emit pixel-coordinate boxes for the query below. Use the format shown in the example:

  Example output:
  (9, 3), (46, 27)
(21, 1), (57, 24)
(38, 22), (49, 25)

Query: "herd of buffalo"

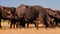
(0, 4), (60, 29)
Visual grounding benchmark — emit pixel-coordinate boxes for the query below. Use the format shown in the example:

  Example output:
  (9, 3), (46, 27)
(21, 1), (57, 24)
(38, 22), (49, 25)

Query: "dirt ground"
(0, 22), (60, 34)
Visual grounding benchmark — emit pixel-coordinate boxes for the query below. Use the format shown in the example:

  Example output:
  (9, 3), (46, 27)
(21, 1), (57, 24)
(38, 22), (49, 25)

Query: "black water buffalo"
(45, 8), (60, 27)
(16, 4), (51, 29)
(53, 10), (60, 26)
(0, 6), (17, 28)
(30, 6), (53, 28)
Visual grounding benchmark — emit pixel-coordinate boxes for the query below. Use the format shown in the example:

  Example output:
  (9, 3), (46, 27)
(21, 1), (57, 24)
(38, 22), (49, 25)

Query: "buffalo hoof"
(45, 25), (49, 29)
(10, 26), (12, 29)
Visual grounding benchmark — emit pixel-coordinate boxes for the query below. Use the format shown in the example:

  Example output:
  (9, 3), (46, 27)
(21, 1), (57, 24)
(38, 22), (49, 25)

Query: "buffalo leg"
(27, 23), (29, 28)
(10, 20), (13, 28)
(0, 19), (2, 28)
(19, 22), (25, 28)
(44, 20), (49, 28)
(34, 22), (38, 29)
(10, 22), (12, 28)
(13, 24), (15, 29)
(16, 22), (19, 28)
(55, 22), (58, 26)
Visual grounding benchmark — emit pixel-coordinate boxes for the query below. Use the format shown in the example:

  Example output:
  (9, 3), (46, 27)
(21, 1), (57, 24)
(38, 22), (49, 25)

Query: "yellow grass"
(0, 22), (60, 34)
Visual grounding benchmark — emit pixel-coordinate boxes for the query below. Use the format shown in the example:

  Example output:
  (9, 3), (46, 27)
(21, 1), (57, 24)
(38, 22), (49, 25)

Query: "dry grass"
(0, 22), (60, 34)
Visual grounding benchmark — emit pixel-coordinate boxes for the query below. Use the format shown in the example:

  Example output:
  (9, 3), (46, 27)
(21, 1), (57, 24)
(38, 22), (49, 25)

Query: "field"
(0, 21), (60, 34)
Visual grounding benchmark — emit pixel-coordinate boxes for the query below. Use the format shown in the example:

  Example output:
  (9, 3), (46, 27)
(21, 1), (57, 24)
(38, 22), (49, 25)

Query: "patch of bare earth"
(0, 22), (60, 34)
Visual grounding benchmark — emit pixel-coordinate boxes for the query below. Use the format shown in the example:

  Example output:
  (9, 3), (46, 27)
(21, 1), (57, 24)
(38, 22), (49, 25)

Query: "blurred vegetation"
(1, 19), (9, 22)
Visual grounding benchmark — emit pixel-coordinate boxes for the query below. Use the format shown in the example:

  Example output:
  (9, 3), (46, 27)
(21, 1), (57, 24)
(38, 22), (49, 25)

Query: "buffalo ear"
(25, 6), (28, 8)
(3, 7), (5, 9)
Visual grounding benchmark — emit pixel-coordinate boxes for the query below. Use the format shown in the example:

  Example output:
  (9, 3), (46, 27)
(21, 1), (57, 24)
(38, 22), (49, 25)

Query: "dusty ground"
(0, 22), (60, 34)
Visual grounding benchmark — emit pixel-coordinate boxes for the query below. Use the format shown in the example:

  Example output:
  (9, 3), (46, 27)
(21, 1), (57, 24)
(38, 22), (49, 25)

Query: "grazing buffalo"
(30, 6), (52, 28)
(1, 4), (60, 29)
(16, 4), (51, 29)
(45, 8), (60, 27)
(0, 6), (17, 28)
(53, 10), (60, 26)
